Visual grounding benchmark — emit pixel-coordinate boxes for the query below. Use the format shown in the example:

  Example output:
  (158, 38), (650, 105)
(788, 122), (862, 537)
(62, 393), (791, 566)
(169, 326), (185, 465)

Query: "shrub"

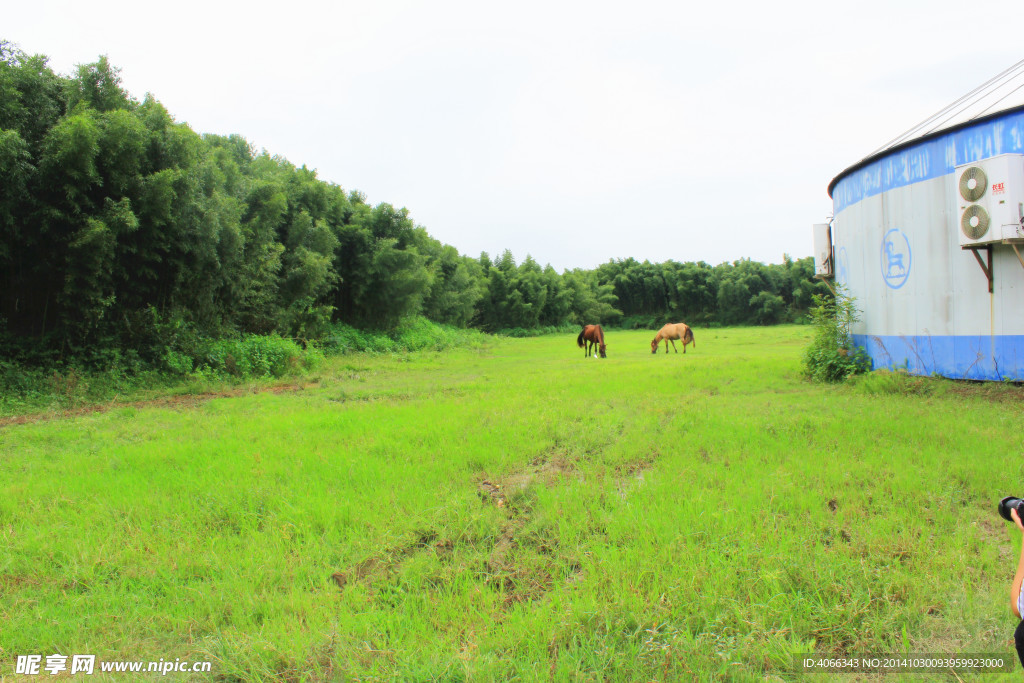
(324, 317), (488, 354)
(495, 324), (576, 338)
(617, 315), (665, 331)
(324, 324), (395, 354)
(392, 317), (487, 350)
(162, 350), (194, 376)
(802, 287), (870, 382)
(201, 336), (304, 378)
(0, 360), (44, 396)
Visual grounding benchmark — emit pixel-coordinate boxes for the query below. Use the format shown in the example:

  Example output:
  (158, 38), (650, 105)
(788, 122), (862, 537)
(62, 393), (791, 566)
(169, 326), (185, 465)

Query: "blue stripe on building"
(851, 334), (1024, 381)
(832, 109), (1024, 214)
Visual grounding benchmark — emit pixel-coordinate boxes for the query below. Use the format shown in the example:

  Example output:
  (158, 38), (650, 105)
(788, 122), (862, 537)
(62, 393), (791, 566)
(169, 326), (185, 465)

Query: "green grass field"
(2, 326), (1024, 681)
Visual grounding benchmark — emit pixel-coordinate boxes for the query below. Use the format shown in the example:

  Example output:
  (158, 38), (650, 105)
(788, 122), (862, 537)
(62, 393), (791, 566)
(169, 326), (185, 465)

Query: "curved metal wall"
(831, 109), (1024, 381)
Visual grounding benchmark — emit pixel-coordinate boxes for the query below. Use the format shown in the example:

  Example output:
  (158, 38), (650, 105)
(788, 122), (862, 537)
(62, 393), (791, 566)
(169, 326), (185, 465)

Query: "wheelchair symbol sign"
(880, 229), (911, 289)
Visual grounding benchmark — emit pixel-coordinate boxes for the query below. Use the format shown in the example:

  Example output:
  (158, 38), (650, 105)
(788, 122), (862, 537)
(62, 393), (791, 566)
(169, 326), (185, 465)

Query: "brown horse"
(651, 323), (695, 354)
(577, 324), (607, 358)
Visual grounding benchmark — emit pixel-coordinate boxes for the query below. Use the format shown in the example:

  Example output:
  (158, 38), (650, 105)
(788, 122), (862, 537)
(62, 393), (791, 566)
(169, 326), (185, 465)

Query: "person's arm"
(1010, 509), (1024, 618)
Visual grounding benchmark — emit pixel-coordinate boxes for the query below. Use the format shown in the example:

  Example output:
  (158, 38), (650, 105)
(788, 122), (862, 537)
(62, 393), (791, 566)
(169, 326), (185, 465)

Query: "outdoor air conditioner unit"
(812, 223), (832, 277)
(956, 153), (1024, 246)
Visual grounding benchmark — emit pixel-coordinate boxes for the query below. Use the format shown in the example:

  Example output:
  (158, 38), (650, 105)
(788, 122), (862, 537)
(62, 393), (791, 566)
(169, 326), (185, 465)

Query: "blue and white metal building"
(817, 60), (1024, 381)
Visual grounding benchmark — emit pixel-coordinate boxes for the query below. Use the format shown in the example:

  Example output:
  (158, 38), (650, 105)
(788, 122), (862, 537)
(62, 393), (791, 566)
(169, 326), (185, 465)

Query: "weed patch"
(803, 288), (870, 382)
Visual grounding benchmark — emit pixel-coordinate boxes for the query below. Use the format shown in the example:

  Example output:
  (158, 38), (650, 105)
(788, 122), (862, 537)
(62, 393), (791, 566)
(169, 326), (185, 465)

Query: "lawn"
(2, 326), (1023, 681)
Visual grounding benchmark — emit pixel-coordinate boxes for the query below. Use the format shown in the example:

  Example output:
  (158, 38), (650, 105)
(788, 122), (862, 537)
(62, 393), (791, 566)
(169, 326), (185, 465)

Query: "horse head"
(650, 338), (659, 354)
(599, 344), (607, 358)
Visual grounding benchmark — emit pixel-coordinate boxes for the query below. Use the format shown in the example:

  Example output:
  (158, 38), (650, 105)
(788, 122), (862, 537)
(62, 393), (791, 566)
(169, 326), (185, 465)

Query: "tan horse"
(651, 323), (695, 354)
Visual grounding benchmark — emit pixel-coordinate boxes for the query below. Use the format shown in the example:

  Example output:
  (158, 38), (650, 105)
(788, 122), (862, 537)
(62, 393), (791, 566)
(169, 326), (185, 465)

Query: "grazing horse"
(577, 324), (607, 358)
(651, 323), (695, 354)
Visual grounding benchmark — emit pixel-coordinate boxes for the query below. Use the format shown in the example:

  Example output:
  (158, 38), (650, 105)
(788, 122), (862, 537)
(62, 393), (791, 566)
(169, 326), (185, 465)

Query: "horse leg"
(670, 339), (678, 353)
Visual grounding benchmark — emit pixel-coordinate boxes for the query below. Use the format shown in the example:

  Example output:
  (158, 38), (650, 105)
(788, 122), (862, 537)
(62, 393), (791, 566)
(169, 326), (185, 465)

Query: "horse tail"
(687, 328), (695, 347)
(577, 328), (585, 348)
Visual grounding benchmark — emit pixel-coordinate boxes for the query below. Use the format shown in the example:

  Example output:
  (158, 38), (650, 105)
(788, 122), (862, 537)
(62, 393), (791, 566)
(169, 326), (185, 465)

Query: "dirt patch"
(613, 447), (661, 500)
(485, 525), (556, 607)
(976, 515), (1011, 563)
(330, 556), (383, 589)
(0, 380), (321, 429)
(474, 454), (580, 605)
(614, 448), (659, 477)
(486, 520), (525, 575)
(477, 454), (575, 511)
(478, 481), (507, 507)
(330, 531), (450, 591)
(944, 380), (1024, 404)
(0, 573), (41, 589)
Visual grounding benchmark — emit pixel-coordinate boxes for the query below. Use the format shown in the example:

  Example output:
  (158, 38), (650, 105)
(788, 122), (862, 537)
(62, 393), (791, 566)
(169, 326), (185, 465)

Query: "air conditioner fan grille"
(959, 166), (988, 202)
(961, 204), (991, 240)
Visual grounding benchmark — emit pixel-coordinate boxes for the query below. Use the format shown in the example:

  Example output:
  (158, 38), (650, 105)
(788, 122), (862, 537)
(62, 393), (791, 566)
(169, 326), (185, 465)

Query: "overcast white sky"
(6, 1), (1024, 271)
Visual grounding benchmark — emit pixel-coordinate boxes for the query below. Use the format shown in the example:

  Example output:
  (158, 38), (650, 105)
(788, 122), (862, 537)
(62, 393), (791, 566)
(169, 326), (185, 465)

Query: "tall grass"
(0, 318), (487, 417)
(324, 317), (488, 354)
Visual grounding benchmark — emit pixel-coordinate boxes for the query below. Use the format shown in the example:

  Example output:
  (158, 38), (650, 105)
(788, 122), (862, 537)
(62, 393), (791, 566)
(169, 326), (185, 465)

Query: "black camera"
(999, 496), (1024, 522)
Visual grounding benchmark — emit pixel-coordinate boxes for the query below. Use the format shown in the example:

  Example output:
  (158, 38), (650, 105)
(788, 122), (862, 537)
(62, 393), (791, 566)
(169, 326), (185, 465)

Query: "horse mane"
(596, 324), (604, 346)
(577, 328), (586, 348)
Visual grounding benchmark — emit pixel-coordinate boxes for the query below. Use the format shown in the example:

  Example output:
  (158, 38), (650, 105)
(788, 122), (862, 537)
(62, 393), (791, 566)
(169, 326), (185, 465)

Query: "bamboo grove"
(0, 43), (830, 367)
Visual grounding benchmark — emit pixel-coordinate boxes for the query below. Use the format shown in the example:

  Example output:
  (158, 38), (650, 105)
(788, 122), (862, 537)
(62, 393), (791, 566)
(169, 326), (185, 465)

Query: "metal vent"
(959, 166), (988, 202)
(961, 204), (991, 240)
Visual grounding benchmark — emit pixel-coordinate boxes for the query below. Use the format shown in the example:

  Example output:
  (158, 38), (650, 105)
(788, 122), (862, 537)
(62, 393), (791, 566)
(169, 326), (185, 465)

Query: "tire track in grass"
(475, 444), (663, 607)
(326, 418), (666, 619)
(327, 451), (587, 608)
(329, 529), (452, 591)
(477, 454), (578, 606)
(2, 373), (472, 429)
(0, 380), (321, 428)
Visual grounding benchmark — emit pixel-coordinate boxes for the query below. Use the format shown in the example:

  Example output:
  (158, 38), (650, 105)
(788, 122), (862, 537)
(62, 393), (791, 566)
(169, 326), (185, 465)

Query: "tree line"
(0, 43), (829, 366)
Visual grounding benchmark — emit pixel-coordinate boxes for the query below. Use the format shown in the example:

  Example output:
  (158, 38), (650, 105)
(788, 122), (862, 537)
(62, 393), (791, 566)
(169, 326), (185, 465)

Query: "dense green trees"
(0, 43), (829, 366)
(594, 255), (827, 328)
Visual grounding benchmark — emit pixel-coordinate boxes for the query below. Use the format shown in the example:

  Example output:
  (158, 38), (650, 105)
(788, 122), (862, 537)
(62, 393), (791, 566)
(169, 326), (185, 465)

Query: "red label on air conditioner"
(993, 182), (1006, 194)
